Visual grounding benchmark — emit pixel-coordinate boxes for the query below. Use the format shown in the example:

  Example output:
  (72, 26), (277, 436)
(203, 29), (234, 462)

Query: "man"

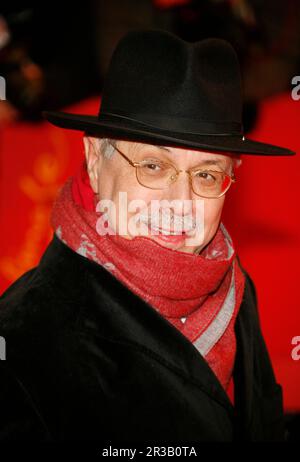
(0, 29), (295, 442)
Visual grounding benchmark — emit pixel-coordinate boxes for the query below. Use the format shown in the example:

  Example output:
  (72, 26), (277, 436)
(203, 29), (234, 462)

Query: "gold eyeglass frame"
(111, 143), (236, 199)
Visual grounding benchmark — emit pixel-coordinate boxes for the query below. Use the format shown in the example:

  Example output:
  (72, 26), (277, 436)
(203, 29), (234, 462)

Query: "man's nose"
(165, 171), (193, 203)
(159, 171), (196, 218)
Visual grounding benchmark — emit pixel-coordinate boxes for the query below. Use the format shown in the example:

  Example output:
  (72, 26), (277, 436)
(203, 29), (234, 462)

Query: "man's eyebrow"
(156, 145), (171, 152)
(193, 159), (227, 167)
(138, 144), (229, 166)
(149, 146), (230, 163)
(138, 144), (171, 152)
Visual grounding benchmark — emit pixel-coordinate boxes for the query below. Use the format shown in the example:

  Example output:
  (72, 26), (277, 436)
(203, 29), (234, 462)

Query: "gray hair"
(98, 138), (118, 159)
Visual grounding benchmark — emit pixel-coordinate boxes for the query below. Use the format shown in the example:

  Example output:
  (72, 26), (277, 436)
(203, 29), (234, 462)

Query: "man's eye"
(141, 160), (165, 171)
(145, 163), (161, 171)
(195, 171), (217, 181)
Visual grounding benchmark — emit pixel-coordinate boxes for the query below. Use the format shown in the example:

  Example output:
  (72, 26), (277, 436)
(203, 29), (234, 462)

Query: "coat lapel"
(232, 279), (254, 435)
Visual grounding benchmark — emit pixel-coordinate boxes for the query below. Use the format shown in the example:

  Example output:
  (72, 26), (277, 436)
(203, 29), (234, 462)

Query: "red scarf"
(51, 160), (245, 400)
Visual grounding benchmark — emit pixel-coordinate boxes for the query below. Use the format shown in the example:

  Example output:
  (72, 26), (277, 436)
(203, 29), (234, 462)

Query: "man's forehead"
(127, 141), (236, 163)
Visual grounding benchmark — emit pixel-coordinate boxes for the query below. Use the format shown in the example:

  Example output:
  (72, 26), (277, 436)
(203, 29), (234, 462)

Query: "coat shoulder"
(0, 237), (87, 361)
(2, 232), (86, 304)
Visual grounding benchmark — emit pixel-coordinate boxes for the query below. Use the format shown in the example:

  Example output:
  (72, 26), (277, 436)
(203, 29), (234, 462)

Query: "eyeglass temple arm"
(113, 145), (140, 168)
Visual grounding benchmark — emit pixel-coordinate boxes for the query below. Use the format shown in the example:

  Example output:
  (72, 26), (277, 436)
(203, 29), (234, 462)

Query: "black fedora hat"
(43, 29), (295, 156)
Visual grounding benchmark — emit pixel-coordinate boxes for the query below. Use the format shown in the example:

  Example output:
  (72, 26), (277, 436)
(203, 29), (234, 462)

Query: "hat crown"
(99, 30), (243, 134)
(43, 28), (295, 155)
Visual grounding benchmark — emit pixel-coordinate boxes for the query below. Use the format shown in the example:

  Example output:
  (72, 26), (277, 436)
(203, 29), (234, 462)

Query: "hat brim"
(43, 111), (296, 156)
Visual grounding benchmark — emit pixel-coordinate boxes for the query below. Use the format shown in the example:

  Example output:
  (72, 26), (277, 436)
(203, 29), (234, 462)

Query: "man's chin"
(143, 233), (201, 253)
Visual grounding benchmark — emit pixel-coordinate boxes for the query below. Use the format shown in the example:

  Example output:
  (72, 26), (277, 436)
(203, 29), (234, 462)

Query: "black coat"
(0, 234), (285, 442)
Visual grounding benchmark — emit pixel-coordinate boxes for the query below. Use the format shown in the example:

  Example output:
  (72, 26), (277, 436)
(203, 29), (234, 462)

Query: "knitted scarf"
(50, 161), (245, 399)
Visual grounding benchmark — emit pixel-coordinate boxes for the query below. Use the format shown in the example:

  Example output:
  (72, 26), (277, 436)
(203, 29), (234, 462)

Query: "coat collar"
(232, 271), (255, 433)
(38, 234), (254, 419)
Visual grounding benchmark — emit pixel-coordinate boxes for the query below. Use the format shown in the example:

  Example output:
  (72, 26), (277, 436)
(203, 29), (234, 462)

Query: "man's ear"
(236, 159), (242, 167)
(235, 158), (242, 168)
(83, 136), (103, 193)
(232, 155), (242, 170)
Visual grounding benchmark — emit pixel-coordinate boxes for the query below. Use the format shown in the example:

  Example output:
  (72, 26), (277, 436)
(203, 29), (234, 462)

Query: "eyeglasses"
(111, 143), (236, 199)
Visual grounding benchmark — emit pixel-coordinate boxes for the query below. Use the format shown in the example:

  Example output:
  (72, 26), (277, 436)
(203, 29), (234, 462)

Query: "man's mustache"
(137, 209), (197, 234)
